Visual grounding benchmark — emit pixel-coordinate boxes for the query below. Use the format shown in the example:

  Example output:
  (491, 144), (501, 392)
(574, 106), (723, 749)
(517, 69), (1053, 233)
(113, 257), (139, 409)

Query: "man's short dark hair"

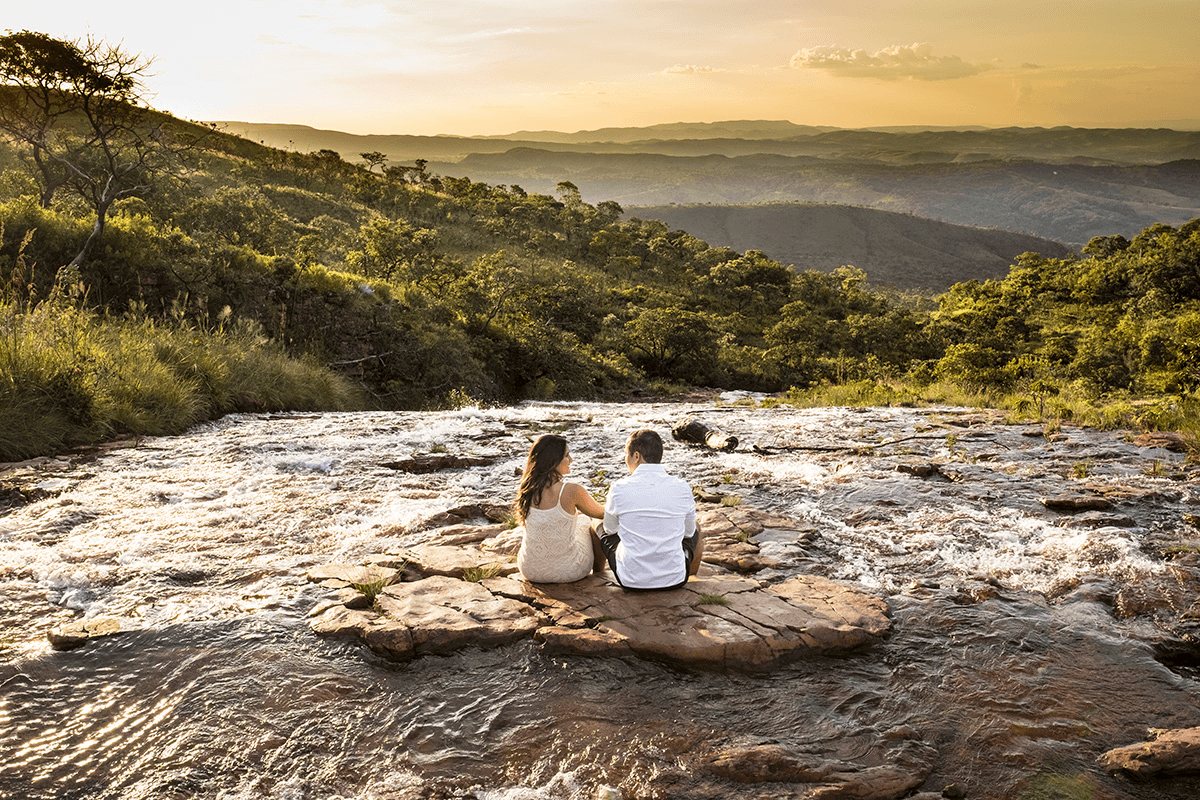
(626, 429), (663, 463)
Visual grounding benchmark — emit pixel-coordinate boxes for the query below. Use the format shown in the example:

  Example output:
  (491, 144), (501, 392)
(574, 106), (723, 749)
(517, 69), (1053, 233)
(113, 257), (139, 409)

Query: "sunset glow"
(6, 1), (1199, 134)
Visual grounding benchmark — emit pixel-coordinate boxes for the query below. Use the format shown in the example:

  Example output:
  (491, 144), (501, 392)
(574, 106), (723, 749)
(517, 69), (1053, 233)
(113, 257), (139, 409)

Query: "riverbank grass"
(765, 379), (1200, 456)
(0, 298), (363, 462)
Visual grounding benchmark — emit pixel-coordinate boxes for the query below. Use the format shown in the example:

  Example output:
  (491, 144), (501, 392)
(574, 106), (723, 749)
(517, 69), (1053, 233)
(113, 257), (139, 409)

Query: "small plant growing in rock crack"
(721, 494), (741, 508)
(502, 509), (521, 529)
(696, 593), (729, 607)
(463, 563), (504, 582)
(1146, 459), (1166, 478)
(1071, 458), (1094, 479)
(349, 566), (397, 602)
(733, 530), (752, 543)
(944, 433), (963, 459)
(720, 472), (735, 484)
(429, 443), (449, 454)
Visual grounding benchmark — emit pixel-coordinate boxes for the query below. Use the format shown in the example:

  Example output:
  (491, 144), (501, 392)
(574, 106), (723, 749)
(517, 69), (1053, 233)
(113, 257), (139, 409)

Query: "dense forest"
(1, 33), (1199, 462)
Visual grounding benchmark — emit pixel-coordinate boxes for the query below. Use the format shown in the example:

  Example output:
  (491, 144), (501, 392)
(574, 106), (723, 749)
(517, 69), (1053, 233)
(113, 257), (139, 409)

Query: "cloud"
(661, 64), (720, 75)
(789, 43), (990, 81)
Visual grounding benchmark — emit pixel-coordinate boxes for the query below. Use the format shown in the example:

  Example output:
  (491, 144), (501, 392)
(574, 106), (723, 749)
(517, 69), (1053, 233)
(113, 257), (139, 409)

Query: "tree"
(360, 151), (387, 173)
(0, 31), (200, 268)
(624, 307), (718, 381)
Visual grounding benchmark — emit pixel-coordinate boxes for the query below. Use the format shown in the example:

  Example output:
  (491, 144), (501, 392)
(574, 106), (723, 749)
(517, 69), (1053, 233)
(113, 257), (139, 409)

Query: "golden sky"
(7, 0), (1199, 135)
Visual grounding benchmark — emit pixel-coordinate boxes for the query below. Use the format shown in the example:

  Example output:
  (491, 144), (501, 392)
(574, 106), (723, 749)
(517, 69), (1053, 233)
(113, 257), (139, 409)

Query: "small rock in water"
(1040, 493), (1112, 512)
(1098, 726), (1200, 777)
(47, 617), (124, 651)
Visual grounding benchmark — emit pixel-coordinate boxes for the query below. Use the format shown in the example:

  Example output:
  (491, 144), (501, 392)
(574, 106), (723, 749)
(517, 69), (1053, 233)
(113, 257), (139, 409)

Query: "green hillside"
(3, 93), (1199, 461)
(628, 203), (1074, 290)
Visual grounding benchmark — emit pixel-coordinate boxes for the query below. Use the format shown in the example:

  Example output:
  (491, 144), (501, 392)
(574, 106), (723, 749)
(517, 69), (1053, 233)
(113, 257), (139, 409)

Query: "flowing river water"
(1, 401), (1199, 799)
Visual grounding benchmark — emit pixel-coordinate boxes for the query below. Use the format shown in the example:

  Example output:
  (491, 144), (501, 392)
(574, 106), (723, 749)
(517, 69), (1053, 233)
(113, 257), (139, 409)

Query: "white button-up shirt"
(603, 463), (696, 589)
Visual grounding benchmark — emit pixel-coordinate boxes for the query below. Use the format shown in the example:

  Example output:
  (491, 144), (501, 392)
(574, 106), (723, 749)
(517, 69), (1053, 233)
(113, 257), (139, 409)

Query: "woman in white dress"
(514, 434), (606, 583)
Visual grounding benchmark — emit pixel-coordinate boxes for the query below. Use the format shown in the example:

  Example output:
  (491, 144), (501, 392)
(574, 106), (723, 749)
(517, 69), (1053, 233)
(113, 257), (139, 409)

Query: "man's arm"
(603, 488), (620, 534)
(683, 505), (696, 537)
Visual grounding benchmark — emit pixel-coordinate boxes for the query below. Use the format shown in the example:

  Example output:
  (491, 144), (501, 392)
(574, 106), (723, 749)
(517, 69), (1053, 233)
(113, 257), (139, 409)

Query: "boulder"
(1098, 726), (1200, 777)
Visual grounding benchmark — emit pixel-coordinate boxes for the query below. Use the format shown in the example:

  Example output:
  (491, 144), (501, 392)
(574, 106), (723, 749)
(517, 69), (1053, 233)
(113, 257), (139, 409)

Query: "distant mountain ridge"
(214, 120), (1200, 165)
(213, 118), (1200, 251)
(445, 150), (1200, 245)
(628, 204), (1075, 290)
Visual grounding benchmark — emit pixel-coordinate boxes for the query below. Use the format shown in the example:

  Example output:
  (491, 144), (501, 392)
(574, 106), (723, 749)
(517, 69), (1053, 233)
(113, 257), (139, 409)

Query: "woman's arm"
(563, 483), (606, 519)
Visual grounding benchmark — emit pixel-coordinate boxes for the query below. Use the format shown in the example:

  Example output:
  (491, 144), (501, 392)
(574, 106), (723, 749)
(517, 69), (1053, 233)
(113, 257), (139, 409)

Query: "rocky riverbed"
(2, 400), (1199, 799)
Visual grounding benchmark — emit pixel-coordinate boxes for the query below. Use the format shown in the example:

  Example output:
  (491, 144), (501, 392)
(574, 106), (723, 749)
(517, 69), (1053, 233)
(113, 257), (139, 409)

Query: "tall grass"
(0, 295), (363, 462)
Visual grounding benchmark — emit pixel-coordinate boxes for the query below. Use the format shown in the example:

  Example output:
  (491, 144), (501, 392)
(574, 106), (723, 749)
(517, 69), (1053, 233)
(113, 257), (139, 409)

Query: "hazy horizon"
(210, 118), (1200, 139)
(6, 1), (1199, 138)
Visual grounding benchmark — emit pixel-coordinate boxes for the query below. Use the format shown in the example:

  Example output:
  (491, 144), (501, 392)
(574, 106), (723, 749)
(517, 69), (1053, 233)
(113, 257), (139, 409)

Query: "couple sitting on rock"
(514, 429), (704, 589)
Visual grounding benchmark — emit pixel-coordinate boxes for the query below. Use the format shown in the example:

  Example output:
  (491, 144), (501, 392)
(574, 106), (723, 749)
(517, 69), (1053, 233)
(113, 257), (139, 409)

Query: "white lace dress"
(517, 489), (594, 583)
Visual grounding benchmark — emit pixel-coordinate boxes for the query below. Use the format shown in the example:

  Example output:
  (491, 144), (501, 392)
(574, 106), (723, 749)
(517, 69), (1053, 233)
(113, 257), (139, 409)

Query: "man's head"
(624, 429), (663, 472)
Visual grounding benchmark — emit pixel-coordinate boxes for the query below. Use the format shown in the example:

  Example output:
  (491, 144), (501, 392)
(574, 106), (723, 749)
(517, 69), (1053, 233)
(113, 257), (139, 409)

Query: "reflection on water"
(1, 403), (1199, 798)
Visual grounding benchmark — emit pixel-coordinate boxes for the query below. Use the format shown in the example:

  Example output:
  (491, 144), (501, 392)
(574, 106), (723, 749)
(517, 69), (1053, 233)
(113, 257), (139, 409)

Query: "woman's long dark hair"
(515, 434), (568, 522)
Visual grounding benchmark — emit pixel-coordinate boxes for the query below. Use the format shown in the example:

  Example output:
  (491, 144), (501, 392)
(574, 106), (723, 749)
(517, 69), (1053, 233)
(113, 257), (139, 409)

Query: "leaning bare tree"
(0, 30), (203, 268)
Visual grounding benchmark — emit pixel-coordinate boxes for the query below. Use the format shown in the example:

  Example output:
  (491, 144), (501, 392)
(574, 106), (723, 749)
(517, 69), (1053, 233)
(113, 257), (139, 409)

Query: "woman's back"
(517, 483), (594, 583)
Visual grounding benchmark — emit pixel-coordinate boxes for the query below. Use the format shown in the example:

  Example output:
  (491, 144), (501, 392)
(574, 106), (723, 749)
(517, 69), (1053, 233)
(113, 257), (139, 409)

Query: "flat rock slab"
(1098, 726), (1200, 777)
(48, 617), (124, 651)
(696, 506), (814, 573)
(310, 570), (890, 669)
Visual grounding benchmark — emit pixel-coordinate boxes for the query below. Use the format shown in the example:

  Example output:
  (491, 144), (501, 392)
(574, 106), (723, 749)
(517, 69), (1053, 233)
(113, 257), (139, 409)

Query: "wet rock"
(311, 569), (890, 669)
(1039, 493), (1112, 512)
(1134, 432), (1193, 453)
(312, 576), (540, 659)
(1065, 510), (1137, 528)
(703, 743), (827, 782)
(896, 463), (943, 479)
(697, 734), (935, 799)
(696, 507), (785, 572)
(1098, 726), (1200, 777)
(382, 454), (497, 474)
(47, 616), (124, 650)
(411, 503), (510, 531)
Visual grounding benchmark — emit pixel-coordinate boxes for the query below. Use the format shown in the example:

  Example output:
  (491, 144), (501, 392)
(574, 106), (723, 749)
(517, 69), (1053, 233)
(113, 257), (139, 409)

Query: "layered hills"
(217, 120), (1200, 249)
(626, 204), (1074, 290)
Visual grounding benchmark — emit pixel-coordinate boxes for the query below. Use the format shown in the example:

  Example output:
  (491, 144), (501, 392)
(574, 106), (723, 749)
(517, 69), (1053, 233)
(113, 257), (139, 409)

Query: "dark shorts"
(598, 524), (700, 592)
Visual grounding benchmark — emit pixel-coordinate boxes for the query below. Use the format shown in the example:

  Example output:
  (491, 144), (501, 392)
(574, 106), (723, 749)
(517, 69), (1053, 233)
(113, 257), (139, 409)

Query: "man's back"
(604, 463), (696, 589)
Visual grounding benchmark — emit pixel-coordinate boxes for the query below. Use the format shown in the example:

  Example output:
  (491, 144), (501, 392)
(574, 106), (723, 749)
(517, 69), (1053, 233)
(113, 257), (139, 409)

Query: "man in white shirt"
(598, 429), (704, 590)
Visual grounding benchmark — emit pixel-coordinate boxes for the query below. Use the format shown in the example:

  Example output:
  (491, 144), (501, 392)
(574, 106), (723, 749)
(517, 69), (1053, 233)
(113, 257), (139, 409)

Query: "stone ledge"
(309, 570), (889, 669)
